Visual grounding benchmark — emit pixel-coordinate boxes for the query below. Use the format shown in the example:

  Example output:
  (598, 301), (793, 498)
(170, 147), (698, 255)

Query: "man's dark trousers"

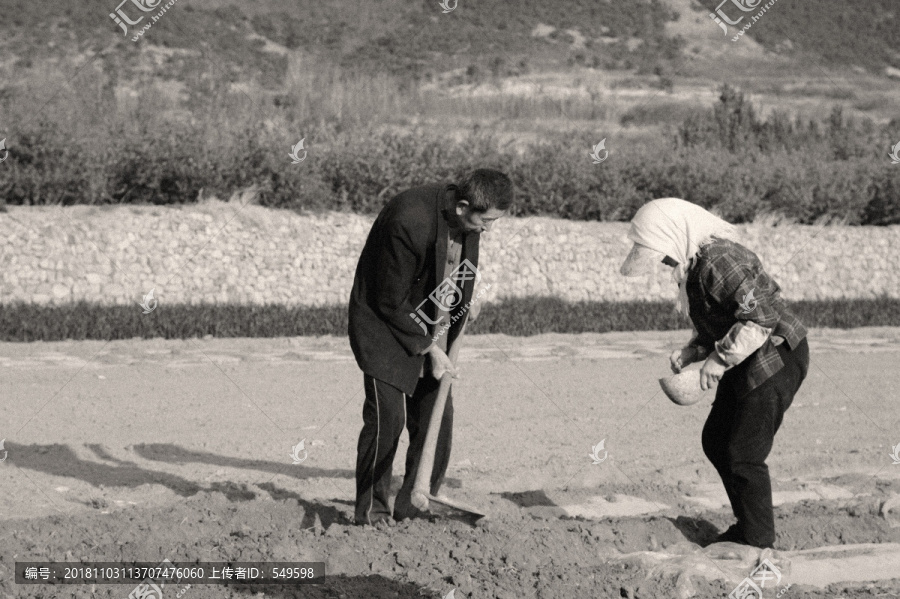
(355, 371), (453, 524)
(701, 337), (809, 548)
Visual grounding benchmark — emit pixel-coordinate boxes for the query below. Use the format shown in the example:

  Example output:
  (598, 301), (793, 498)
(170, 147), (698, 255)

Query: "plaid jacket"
(686, 238), (807, 393)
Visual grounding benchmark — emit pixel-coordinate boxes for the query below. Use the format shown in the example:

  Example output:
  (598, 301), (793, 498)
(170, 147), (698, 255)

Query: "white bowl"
(659, 369), (712, 406)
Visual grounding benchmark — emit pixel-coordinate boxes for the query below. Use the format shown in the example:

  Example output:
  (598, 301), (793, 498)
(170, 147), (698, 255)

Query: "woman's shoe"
(713, 524), (747, 545)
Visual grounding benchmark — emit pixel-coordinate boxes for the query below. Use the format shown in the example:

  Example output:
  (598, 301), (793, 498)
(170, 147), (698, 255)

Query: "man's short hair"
(458, 169), (513, 212)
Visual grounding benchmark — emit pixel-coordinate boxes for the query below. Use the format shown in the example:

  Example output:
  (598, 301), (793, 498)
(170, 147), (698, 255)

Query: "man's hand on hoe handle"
(428, 345), (458, 380)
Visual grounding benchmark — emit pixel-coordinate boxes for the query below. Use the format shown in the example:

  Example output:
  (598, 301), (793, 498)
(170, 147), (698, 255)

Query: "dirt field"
(1, 328), (900, 598)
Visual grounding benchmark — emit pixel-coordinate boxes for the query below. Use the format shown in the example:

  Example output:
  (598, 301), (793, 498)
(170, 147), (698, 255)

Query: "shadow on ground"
(4, 442), (349, 504)
(255, 482), (350, 529)
(132, 443), (353, 480)
(497, 489), (557, 507)
(668, 515), (721, 546)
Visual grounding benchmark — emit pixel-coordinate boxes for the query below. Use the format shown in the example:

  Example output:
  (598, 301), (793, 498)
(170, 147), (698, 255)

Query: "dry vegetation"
(0, 0), (898, 224)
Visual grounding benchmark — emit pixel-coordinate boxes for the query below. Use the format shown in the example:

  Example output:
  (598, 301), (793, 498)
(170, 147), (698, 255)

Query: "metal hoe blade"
(422, 492), (487, 521)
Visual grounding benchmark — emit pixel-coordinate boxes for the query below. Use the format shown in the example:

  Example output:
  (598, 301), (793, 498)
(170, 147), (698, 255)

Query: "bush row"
(3, 124), (900, 225)
(1, 298), (898, 342)
(2, 87), (899, 224)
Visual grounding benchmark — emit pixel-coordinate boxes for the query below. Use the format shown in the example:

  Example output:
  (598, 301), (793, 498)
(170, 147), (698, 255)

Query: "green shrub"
(2, 78), (899, 224)
(863, 167), (900, 226)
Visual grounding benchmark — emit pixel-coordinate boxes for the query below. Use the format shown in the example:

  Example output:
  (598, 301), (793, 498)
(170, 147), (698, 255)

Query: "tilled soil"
(2, 330), (900, 598)
(2, 483), (900, 599)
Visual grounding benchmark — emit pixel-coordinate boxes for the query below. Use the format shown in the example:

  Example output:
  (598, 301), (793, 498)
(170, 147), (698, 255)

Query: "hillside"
(694, 0), (900, 74)
(0, 0), (680, 86)
(0, 0), (898, 88)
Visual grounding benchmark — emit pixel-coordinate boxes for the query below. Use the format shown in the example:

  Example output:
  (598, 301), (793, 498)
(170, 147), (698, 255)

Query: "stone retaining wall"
(1, 202), (897, 306)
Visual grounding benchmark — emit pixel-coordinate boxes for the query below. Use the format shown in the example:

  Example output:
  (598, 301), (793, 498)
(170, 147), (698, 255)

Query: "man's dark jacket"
(348, 184), (480, 396)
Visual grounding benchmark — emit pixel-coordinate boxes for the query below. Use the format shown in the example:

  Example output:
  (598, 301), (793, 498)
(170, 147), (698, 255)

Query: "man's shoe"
(393, 499), (430, 521)
(353, 516), (394, 527)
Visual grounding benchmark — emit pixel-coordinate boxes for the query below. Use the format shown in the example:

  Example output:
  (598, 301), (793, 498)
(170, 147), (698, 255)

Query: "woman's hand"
(670, 346), (698, 374)
(699, 352), (728, 391)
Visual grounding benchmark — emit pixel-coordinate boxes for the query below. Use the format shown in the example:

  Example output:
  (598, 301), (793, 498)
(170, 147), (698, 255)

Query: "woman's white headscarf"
(620, 198), (737, 317)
